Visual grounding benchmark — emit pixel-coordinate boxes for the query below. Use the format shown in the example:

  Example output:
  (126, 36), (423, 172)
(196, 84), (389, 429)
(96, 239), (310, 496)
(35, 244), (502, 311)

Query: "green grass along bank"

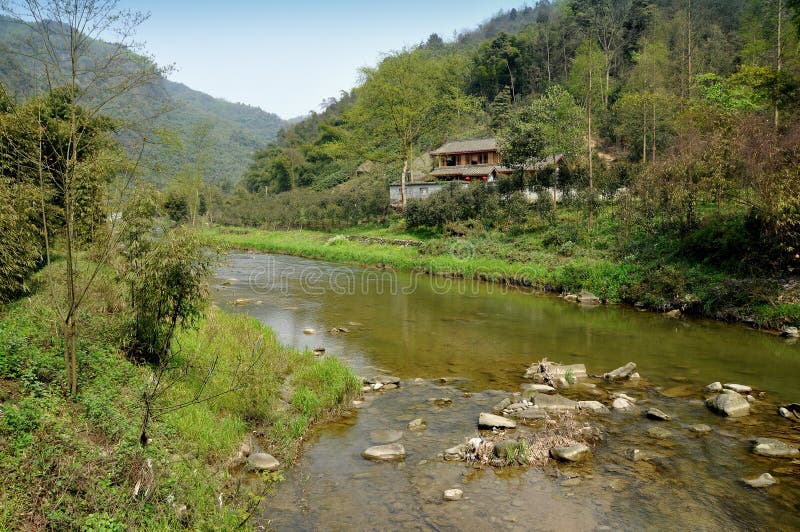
(0, 267), (360, 529)
(203, 226), (800, 332)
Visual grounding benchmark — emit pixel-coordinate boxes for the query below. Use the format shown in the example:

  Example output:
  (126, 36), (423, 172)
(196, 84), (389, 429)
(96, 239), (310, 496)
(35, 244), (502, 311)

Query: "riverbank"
(0, 263), (359, 529)
(203, 226), (800, 332)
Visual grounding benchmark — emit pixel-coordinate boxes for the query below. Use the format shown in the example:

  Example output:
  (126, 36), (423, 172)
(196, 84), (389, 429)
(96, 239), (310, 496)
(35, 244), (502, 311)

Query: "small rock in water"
(781, 326), (799, 338)
(723, 383), (752, 393)
(428, 397), (453, 407)
(478, 413), (516, 429)
(777, 403), (800, 421)
(443, 488), (463, 501)
(521, 383), (556, 394)
(743, 473), (777, 488)
(444, 444), (467, 461)
(690, 424), (712, 433)
(407, 418), (427, 431)
(577, 291), (601, 304)
(704, 382), (723, 393)
(369, 429), (403, 444)
(706, 391), (750, 417)
(603, 362), (638, 381)
(362, 443), (406, 462)
(302, 328), (316, 335)
(561, 478), (582, 487)
(664, 309), (681, 318)
(577, 401), (609, 414)
(612, 398), (635, 411)
(645, 408), (672, 421)
(247, 452), (280, 472)
(550, 444), (590, 462)
(746, 395), (756, 403)
(646, 426), (672, 439)
(752, 438), (800, 458)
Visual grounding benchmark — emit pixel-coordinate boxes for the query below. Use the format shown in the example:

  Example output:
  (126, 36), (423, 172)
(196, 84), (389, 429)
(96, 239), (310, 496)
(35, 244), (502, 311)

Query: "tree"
(527, 85), (584, 206)
(349, 49), (476, 208)
(1, 0), (163, 395)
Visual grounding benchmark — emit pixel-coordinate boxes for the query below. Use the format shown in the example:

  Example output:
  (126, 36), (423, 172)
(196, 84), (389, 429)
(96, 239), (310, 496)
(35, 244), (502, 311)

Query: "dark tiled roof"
(430, 164), (511, 177)
(430, 138), (497, 155)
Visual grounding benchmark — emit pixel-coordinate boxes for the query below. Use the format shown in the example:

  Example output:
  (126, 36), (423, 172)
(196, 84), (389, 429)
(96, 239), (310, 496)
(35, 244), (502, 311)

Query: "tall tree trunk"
(400, 157), (408, 209)
(775, 0), (782, 129)
(588, 63), (594, 230)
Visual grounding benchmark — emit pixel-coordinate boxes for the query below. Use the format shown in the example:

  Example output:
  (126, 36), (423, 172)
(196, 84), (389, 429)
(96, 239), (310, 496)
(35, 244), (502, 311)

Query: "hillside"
(0, 16), (285, 185)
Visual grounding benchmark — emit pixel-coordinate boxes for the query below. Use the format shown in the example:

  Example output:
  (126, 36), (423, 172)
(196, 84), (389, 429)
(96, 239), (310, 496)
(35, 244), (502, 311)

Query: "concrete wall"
(389, 182), (446, 204)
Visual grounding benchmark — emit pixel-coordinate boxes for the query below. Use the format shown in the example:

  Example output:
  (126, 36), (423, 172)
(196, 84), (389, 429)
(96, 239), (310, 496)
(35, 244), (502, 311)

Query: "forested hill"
(243, 0), (798, 195)
(0, 16), (285, 185)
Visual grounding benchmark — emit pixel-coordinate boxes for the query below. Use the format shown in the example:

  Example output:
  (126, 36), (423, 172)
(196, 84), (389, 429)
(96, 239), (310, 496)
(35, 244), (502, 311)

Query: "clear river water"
(215, 252), (800, 531)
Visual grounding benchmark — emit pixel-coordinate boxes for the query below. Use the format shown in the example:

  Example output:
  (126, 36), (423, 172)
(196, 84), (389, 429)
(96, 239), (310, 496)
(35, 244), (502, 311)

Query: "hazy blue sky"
(122, 1), (525, 119)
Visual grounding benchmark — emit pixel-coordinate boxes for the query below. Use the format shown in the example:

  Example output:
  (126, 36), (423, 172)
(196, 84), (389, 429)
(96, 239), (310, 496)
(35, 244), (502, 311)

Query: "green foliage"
(120, 205), (215, 364)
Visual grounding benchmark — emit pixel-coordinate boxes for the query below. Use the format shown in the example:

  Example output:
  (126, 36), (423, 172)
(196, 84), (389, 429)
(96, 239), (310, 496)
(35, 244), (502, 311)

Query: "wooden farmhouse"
(389, 137), (564, 205)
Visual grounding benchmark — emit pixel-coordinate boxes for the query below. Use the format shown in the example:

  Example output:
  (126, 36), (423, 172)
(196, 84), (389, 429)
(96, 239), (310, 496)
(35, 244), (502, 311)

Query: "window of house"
(445, 155), (457, 166)
(478, 152), (488, 164)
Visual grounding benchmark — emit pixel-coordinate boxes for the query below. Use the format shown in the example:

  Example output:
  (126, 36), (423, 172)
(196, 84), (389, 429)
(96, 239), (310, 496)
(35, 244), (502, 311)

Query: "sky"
(121, 0), (525, 119)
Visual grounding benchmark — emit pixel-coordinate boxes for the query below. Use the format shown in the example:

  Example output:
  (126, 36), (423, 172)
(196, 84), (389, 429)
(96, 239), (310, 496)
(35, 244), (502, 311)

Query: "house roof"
(430, 138), (497, 155)
(430, 164), (511, 177)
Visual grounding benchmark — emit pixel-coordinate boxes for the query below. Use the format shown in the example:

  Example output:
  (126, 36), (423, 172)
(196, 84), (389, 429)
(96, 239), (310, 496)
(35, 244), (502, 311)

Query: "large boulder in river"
(478, 413), (516, 429)
(706, 391), (750, 417)
(362, 443), (406, 461)
(752, 438), (800, 458)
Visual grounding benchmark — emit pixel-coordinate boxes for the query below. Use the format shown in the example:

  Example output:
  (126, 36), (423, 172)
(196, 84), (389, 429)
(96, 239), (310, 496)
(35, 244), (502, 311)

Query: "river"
(215, 252), (800, 531)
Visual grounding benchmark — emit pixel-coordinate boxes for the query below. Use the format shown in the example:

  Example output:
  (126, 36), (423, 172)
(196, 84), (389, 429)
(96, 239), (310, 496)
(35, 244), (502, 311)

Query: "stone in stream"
(528, 393), (578, 412)
(752, 438), (800, 458)
(516, 407), (548, 420)
(577, 401), (610, 414)
(493, 439), (522, 459)
(723, 383), (752, 393)
(428, 397), (453, 407)
(781, 326), (799, 338)
(577, 291), (601, 304)
(690, 424), (712, 433)
(743, 473), (777, 488)
(704, 381), (723, 393)
(627, 448), (665, 462)
(247, 452), (280, 471)
(646, 408), (672, 421)
(478, 413), (517, 429)
(524, 361), (587, 381)
(603, 362), (637, 381)
(492, 397), (514, 414)
(407, 418), (427, 431)
(444, 444), (467, 461)
(521, 384), (556, 398)
(778, 403), (800, 420)
(369, 429), (403, 444)
(646, 426), (672, 439)
(362, 443), (406, 462)
(363, 375), (401, 386)
(612, 397), (636, 411)
(302, 328), (315, 335)
(706, 391), (750, 417)
(443, 489), (463, 501)
(550, 444), (591, 462)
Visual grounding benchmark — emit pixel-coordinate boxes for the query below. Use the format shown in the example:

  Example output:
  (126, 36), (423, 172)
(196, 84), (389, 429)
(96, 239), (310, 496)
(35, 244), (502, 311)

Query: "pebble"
(443, 488), (463, 501)
(743, 473), (777, 488)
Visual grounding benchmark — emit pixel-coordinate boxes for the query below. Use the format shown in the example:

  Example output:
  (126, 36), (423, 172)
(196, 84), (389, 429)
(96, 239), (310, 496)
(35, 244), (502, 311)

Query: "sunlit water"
(215, 252), (800, 531)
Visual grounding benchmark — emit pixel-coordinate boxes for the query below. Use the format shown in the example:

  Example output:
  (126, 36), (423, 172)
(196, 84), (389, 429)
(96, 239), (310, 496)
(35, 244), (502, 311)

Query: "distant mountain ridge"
(0, 15), (286, 185)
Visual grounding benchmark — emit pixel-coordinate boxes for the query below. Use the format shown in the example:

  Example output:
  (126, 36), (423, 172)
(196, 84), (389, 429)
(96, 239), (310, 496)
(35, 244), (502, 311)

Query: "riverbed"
(215, 252), (800, 531)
